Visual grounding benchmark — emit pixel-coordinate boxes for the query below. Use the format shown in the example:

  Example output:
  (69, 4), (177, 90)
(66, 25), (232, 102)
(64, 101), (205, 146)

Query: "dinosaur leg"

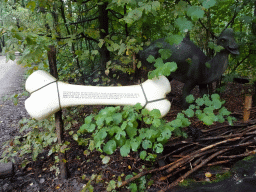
(182, 81), (196, 108)
(199, 84), (209, 96)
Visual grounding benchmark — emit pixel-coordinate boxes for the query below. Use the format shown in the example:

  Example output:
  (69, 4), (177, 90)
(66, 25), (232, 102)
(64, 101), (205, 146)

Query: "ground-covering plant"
(75, 94), (235, 162)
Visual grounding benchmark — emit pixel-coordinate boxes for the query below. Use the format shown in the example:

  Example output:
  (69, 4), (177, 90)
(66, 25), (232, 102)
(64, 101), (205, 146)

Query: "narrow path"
(0, 56), (28, 157)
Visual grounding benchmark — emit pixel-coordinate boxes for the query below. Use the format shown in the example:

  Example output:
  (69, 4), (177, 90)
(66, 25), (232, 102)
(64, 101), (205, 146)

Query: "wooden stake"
(243, 94), (252, 122)
(47, 45), (68, 179)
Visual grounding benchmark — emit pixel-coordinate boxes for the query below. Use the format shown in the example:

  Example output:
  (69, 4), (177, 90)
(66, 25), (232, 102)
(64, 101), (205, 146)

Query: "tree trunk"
(47, 45), (68, 180)
(252, 1), (256, 106)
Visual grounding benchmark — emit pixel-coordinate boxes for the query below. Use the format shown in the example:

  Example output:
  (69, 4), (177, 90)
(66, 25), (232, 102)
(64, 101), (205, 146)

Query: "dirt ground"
(1, 69), (256, 191)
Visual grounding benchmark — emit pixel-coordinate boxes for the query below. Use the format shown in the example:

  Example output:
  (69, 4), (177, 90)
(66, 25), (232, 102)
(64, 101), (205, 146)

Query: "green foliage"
(0, 117), (59, 166)
(76, 94), (234, 163)
(76, 104), (185, 161)
(184, 94), (235, 126)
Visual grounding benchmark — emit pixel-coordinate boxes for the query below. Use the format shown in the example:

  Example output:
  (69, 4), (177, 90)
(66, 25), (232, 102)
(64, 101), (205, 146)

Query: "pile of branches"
(119, 120), (256, 192)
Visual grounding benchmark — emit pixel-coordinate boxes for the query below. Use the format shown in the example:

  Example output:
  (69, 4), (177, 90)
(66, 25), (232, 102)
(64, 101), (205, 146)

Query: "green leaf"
(113, 113), (122, 125)
(126, 126), (137, 138)
(202, 0), (216, 9)
(153, 143), (163, 153)
(219, 107), (231, 116)
(227, 116), (235, 125)
(147, 55), (155, 63)
(102, 156), (111, 164)
(186, 95), (195, 103)
(26, 1), (36, 11)
(175, 18), (193, 32)
(152, 1), (161, 10)
(170, 119), (182, 128)
(140, 151), (147, 160)
(205, 62), (211, 68)
(118, 43), (126, 55)
(94, 129), (107, 141)
(187, 6), (205, 21)
(86, 124), (96, 132)
(165, 34), (183, 45)
(159, 49), (172, 60)
(98, 39), (104, 48)
(157, 128), (172, 142)
(211, 94), (220, 100)
(164, 62), (178, 74)
(107, 180), (116, 191)
(184, 108), (194, 118)
(212, 99), (222, 109)
(115, 130), (126, 140)
(120, 140), (131, 157)
(142, 140), (152, 150)
(129, 183), (138, 192)
(130, 137), (142, 152)
(202, 115), (214, 125)
(103, 140), (117, 155)
(73, 134), (78, 141)
(196, 97), (205, 106)
(108, 126), (120, 137)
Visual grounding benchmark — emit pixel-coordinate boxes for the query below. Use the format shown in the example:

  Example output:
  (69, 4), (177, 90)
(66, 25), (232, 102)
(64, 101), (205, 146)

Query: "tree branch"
(69, 17), (98, 25)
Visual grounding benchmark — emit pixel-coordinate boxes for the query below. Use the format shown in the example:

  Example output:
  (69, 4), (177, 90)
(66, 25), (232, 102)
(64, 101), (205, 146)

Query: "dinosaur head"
(217, 28), (239, 55)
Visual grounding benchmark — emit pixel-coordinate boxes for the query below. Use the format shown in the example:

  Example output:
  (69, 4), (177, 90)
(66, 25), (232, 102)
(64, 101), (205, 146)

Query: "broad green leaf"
(159, 49), (172, 60)
(211, 94), (220, 100)
(108, 126), (120, 136)
(86, 124), (96, 132)
(202, 115), (214, 125)
(151, 1), (161, 10)
(140, 151), (147, 160)
(164, 62), (178, 74)
(157, 128), (172, 142)
(128, 183), (138, 192)
(147, 55), (155, 63)
(102, 156), (111, 164)
(26, 1), (36, 11)
(107, 180), (116, 191)
(175, 18), (193, 32)
(219, 107), (231, 116)
(205, 62), (211, 68)
(84, 116), (93, 124)
(113, 113), (122, 125)
(120, 141), (131, 157)
(94, 129), (107, 141)
(153, 143), (163, 153)
(186, 95), (195, 103)
(115, 130), (126, 140)
(142, 140), (152, 150)
(149, 109), (162, 118)
(170, 119), (182, 128)
(126, 126), (137, 138)
(165, 34), (183, 46)
(187, 6), (205, 21)
(103, 140), (116, 155)
(212, 99), (222, 109)
(202, 0), (216, 9)
(196, 97), (205, 106)
(73, 134), (78, 141)
(130, 137), (141, 151)
(184, 108), (194, 118)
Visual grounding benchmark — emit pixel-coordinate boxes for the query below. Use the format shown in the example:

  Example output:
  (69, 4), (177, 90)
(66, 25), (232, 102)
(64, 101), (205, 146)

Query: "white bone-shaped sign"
(25, 70), (171, 120)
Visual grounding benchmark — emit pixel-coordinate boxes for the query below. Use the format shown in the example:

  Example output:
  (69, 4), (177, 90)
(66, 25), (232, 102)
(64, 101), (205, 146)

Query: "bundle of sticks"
(120, 119), (256, 192)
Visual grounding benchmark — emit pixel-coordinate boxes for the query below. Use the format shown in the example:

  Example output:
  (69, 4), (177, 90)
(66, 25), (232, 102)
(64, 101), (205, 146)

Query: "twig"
(159, 149), (229, 192)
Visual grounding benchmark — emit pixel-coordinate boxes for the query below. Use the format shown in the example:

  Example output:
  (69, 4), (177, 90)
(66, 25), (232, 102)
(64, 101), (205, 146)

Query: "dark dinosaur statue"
(138, 28), (239, 108)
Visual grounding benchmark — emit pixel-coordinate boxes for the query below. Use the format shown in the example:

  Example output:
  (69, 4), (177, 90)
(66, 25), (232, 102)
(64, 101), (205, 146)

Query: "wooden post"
(243, 94), (252, 122)
(47, 45), (68, 179)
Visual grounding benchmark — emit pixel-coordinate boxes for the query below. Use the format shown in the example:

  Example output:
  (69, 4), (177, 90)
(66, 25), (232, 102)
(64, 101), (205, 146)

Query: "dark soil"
(1, 77), (256, 192)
